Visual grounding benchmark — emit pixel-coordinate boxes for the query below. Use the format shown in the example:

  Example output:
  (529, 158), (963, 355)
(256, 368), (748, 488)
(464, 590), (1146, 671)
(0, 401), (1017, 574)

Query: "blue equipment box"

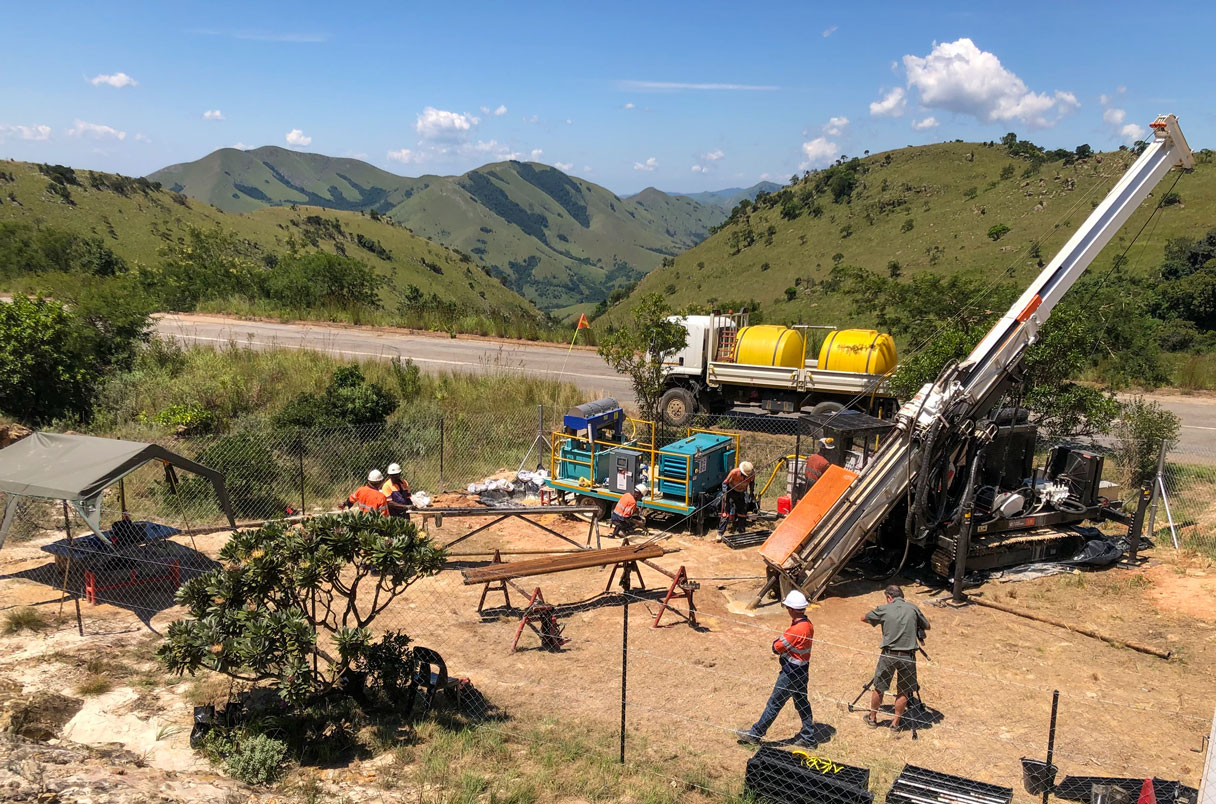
(657, 432), (735, 498)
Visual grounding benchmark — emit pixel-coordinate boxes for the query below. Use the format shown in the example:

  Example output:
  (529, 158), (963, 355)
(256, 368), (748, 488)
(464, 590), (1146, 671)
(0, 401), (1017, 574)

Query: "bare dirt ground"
(2, 506), (1214, 802)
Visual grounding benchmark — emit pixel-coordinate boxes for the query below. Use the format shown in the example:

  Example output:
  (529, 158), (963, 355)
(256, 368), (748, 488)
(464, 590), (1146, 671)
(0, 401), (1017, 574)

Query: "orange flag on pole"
(577, 313), (590, 330)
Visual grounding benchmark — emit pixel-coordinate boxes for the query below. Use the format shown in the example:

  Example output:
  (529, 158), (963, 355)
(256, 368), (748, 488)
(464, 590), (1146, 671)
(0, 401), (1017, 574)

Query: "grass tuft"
(2, 607), (48, 634)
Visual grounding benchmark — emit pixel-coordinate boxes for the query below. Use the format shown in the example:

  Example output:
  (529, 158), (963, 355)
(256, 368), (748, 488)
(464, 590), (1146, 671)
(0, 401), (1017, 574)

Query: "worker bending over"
(862, 584), (929, 732)
(382, 462), (412, 517)
(718, 461), (755, 537)
(737, 590), (817, 747)
(796, 450), (832, 501)
(342, 470), (389, 516)
(610, 484), (647, 538)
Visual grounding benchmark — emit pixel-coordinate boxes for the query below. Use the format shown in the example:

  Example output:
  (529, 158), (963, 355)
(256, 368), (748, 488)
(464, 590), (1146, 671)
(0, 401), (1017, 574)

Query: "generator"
(656, 432), (736, 499)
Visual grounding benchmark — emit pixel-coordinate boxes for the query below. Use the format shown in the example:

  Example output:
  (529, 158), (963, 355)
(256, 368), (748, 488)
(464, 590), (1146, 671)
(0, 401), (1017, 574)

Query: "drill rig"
(763, 114), (1193, 602)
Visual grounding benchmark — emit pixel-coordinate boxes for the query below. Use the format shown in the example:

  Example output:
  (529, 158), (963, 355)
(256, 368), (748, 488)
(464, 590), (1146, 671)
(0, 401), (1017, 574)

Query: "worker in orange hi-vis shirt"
(737, 590), (817, 748)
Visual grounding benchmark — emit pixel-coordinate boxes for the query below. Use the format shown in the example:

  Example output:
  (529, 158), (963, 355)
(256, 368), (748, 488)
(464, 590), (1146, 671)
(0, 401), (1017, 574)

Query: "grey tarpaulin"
(0, 432), (236, 550)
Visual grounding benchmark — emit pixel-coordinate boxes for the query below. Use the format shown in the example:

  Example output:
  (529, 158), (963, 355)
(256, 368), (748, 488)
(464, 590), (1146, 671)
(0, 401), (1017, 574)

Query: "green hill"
(0, 160), (542, 327)
(598, 142), (1216, 331)
(150, 148), (723, 311)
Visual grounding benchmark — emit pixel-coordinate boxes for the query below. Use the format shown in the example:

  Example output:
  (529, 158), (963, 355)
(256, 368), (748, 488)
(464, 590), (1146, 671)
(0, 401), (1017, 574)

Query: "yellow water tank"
(818, 330), (898, 374)
(733, 325), (806, 368)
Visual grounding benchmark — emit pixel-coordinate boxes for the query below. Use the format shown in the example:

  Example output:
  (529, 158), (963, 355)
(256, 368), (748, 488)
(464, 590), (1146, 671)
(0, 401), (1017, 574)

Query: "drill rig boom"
(776, 115), (1193, 601)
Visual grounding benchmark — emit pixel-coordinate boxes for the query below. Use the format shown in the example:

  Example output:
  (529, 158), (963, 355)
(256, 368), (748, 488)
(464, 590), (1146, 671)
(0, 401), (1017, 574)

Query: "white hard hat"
(739, 461), (755, 477)
(634, 483), (648, 495)
(368, 469), (385, 483)
(387, 463), (402, 476)
(783, 590), (809, 610)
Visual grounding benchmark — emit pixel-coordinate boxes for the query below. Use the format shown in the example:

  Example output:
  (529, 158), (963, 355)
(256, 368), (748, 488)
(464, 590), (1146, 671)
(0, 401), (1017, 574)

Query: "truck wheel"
(810, 401), (844, 417)
(660, 387), (697, 427)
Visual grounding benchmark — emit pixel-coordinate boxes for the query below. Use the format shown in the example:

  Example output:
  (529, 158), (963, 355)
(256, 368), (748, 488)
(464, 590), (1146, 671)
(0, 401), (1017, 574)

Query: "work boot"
(789, 735), (818, 749)
(735, 729), (761, 745)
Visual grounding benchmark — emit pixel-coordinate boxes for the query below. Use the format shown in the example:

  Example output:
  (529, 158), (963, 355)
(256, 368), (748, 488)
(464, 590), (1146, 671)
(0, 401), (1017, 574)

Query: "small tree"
(596, 293), (687, 424)
(159, 513), (444, 705)
(987, 223), (1011, 241)
(1112, 397), (1181, 491)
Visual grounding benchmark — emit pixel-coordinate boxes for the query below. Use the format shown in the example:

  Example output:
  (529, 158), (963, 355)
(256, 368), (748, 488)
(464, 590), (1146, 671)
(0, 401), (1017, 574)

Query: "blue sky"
(1, 0), (1212, 194)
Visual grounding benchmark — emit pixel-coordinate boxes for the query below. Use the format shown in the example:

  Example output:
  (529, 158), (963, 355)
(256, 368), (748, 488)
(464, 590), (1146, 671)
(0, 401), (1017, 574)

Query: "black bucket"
(1022, 758), (1058, 796)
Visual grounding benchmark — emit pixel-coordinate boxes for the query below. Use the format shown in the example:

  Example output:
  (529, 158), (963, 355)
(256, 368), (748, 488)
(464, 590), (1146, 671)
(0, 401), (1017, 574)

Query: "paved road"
(155, 313), (633, 401)
(155, 313), (1216, 456)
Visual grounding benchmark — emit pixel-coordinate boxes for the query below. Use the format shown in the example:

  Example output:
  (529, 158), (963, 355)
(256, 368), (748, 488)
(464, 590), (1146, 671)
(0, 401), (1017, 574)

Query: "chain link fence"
(2, 407), (1214, 801)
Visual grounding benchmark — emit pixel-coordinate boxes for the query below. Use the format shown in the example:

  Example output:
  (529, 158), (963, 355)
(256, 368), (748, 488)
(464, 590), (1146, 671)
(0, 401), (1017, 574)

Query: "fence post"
(1147, 439), (1167, 539)
(439, 416), (446, 492)
(1043, 690), (1059, 804)
(620, 570), (630, 764)
(297, 430), (306, 516)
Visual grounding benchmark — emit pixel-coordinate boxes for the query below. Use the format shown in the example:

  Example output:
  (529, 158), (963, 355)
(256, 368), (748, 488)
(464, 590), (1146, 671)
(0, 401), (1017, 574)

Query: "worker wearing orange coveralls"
(342, 470), (389, 516)
(610, 484), (647, 538)
(737, 590), (817, 748)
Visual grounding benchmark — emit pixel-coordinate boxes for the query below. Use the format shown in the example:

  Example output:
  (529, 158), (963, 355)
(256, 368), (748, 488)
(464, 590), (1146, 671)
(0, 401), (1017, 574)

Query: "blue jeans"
(750, 660), (814, 740)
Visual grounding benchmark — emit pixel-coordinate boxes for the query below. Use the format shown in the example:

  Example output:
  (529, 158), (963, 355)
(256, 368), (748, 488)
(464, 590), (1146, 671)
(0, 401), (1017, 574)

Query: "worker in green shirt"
(861, 584), (929, 732)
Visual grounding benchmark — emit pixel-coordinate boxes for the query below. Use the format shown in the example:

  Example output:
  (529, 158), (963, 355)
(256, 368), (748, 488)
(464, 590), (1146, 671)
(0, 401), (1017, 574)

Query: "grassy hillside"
(150, 148), (724, 311)
(0, 159), (548, 334)
(599, 142), (1216, 333)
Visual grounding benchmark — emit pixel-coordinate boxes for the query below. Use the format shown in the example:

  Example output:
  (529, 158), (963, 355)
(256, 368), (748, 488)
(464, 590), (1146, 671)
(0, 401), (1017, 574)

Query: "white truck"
(658, 309), (899, 425)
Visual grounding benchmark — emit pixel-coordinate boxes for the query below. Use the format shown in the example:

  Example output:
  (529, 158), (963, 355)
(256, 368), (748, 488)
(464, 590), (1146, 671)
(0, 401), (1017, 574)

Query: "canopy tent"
(0, 432), (236, 551)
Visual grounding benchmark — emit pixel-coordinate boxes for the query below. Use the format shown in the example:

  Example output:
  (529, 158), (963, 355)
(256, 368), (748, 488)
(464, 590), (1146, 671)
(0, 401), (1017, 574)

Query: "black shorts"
(873, 651), (918, 697)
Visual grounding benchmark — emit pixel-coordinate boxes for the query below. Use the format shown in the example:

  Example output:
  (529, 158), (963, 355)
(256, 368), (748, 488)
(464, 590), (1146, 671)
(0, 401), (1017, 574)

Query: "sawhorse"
(512, 587), (568, 652)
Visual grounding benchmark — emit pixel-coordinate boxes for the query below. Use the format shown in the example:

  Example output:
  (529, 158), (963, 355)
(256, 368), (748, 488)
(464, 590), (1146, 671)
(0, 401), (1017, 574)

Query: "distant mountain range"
(149, 148), (774, 313)
(667, 182), (783, 209)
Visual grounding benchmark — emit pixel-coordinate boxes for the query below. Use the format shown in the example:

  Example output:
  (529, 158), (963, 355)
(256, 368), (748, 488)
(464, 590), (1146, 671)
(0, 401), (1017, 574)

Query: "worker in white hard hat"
(718, 460), (756, 538)
(341, 469), (389, 516)
(610, 483), (647, 538)
(737, 589), (817, 747)
(382, 462), (413, 518)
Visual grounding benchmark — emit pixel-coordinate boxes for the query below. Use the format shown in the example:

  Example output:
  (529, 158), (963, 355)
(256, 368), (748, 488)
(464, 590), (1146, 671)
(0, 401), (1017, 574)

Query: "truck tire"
(810, 401), (844, 417)
(660, 387), (697, 427)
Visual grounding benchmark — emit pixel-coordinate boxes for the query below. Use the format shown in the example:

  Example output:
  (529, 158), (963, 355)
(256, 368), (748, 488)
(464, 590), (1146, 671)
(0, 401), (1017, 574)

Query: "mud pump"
(758, 114), (1194, 603)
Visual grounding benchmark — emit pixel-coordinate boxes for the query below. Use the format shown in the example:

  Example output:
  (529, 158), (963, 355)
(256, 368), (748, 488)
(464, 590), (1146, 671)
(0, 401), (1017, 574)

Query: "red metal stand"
(477, 550), (512, 614)
(604, 559), (645, 594)
(653, 565), (698, 628)
(511, 587), (567, 652)
(84, 560), (180, 605)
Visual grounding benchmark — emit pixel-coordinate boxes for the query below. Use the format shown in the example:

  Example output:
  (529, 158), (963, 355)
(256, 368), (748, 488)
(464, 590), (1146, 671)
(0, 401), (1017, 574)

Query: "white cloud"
(66, 120), (126, 140)
(88, 72), (138, 88)
(799, 137), (838, 169)
(869, 87), (906, 118)
(583, 165), (593, 173)
(1121, 123), (1146, 141)
(822, 25), (838, 37)
(135, 133), (151, 142)
(565, 119), (573, 125)
(494, 104), (508, 116)
(702, 148), (725, 161)
(203, 109), (225, 120)
(387, 148), (419, 164)
(554, 161), (573, 172)
(901, 38), (1077, 128)
(0, 124), (51, 141)
(1101, 94), (1145, 142)
(530, 148), (543, 160)
(416, 106), (479, 141)
(285, 129), (312, 146)
(912, 116), (939, 130)
(523, 114), (538, 124)
(619, 80), (778, 91)
(623, 102), (635, 110)
(823, 116), (849, 136)
(633, 157), (658, 172)
(231, 142), (251, 150)
(691, 164), (707, 173)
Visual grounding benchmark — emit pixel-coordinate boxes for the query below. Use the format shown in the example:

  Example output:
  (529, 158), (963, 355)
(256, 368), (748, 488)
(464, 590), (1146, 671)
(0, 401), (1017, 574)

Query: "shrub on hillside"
(273, 364), (398, 431)
(1112, 397), (1181, 491)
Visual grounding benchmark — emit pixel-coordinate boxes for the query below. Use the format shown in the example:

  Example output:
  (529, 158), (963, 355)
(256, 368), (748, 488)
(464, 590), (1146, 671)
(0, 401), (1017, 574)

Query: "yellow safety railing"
(758, 454), (812, 498)
(548, 427), (697, 511)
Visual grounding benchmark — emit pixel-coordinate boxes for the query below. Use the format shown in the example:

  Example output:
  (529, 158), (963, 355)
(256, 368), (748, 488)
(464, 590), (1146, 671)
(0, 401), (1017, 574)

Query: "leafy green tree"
(987, 224), (1011, 241)
(273, 364), (398, 430)
(145, 226), (261, 311)
(158, 513), (445, 705)
(597, 293), (687, 424)
(1111, 398), (1181, 491)
(0, 296), (93, 422)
